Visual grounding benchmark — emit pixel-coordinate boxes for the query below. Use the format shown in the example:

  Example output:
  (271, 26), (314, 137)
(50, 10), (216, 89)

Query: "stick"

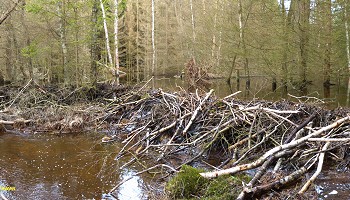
(298, 142), (330, 194)
(284, 113), (317, 144)
(200, 115), (350, 178)
(308, 138), (350, 142)
(182, 89), (214, 135)
(237, 166), (308, 200)
(0, 193), (8, 200)
(7, 79), (32, 109)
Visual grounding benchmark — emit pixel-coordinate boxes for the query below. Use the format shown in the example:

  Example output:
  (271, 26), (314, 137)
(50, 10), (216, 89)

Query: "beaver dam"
(1, 80), (350, 199)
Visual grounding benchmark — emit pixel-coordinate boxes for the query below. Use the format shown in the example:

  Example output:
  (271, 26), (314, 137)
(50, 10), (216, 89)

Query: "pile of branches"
(1, 80), (349, 198)
(103, 89), (350, 198)
(0, 80), (134, 134)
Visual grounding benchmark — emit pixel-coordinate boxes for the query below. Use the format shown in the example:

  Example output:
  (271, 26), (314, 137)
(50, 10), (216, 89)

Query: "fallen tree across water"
(0, 82), (349, 199)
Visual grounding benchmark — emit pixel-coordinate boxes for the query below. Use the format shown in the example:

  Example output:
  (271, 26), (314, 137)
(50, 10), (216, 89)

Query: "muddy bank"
(1, 81), (350, 199)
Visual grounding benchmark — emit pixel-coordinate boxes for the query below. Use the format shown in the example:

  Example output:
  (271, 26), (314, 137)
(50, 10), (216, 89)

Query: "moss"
(166, 165), (252, 200)
(166, 165), (209, 199)
(203, 174), (251, 199)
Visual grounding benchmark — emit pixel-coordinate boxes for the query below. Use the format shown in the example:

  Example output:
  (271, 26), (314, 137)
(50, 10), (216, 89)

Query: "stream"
(1, 76), (350, 199)
(0, 132), (153, 200)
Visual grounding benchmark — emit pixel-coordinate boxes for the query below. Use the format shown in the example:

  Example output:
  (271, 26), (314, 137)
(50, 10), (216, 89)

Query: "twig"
(182, 89), (214, 135)
(7, 79), (32, 109)
(298, 142), (331, 194)
(0, 193), (8, 200)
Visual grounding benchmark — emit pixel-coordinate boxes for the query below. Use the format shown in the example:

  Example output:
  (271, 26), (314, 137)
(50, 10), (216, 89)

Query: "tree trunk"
(151, 0), (156, 76)
(114, 0), (120, 85)
(190, 0), (196, 57)
(281, 0), (292, 93)
(323, 0), (332, 86)
(100, 0), (113, 67)
(344, 1), (350, 71)
(73, 5), (80, 86)
(91, 0), (99, 86)
(5, 22), (13, 82)
(136, 0), (140, 82)
(58, 0), (68, 84)
(298, 0), (311, 86)
(238, 0), (250, 89)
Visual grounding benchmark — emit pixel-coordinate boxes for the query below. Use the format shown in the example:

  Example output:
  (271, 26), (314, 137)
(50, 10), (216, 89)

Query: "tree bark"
(298, 0), (311, 85)
(91, 0), (99, 86)
(114, 0), (120, 84)
(323, 0), (332, 86)
(344, 1), (350, 71)
(151, 0), (156, 76)
(100, 0), (113, 67)
(58, 0), (68, 84)
(190, 0), (196, 57)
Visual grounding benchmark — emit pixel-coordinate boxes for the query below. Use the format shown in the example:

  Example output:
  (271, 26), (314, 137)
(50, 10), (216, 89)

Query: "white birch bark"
(151, 0), (156, 75)
(114, 0), (120, 85)
(211, 0), (218, 59)
(190, 0), (196, 52)
(100, 0), (113, 67)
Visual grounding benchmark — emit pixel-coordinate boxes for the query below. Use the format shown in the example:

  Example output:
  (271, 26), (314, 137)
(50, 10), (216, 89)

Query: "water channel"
(1, 77), (350, 199)
(0, 132), (153, 200)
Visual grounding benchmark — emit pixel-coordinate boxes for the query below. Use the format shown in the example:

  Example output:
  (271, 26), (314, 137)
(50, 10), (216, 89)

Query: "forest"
(1, 0), (349, 89)
(1, 0), (350, 199)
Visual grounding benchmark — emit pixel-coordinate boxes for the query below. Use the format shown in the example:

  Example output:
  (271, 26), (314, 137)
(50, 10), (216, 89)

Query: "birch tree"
(151, 0), (155, 75)
(114, 0), (120, 84)
(100, 0), (113, 67)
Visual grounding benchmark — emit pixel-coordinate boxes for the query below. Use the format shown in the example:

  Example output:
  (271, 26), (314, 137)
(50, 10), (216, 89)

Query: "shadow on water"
(0, 132), (151, 200)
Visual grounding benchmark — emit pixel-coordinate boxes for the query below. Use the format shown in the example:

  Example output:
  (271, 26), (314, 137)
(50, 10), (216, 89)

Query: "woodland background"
(0, 0), (349, 90)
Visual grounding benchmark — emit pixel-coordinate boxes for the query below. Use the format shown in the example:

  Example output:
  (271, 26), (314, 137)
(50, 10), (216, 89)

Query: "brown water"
(0, 132), (151, 200)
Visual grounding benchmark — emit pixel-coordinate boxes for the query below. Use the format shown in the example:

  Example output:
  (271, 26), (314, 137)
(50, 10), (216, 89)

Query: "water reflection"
(0, 133), (146, 200)
(148, 76), (350, 108)
(118, 170), (144, 200)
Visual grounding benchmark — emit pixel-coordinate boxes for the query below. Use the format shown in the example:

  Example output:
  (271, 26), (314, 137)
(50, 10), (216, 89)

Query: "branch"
(0, 0), (22, 26)
(298, 142), (330, 194)
(200, 116), (350, 178)
(182, 89), (214, 135)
